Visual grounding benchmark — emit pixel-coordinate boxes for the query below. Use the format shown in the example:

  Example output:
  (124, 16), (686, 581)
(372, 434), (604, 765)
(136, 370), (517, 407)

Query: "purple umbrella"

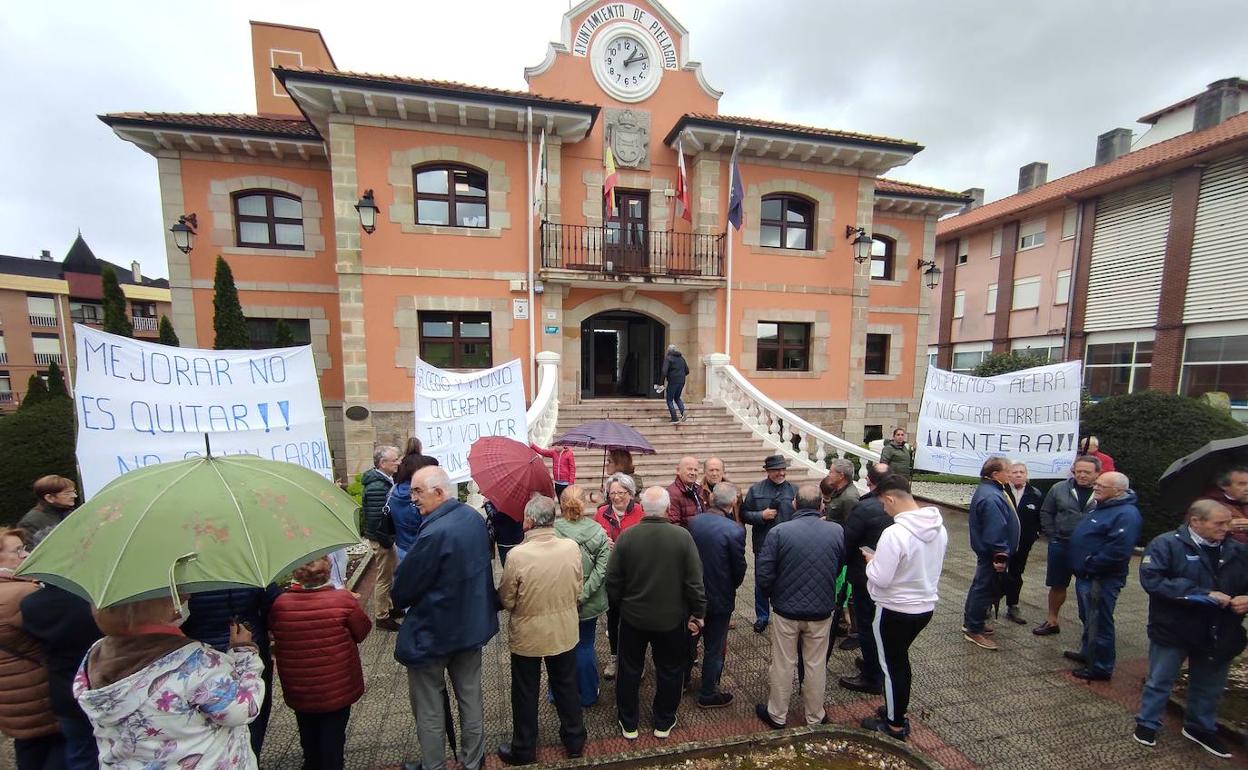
(552, 420), (656, 454)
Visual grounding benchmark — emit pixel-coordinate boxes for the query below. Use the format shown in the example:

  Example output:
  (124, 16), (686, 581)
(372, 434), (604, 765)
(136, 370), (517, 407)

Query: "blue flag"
(727, 135), (744, 231)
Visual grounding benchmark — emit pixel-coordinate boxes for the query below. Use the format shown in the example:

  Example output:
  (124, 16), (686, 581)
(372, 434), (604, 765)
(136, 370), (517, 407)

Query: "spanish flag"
(603, 146), (619, 218)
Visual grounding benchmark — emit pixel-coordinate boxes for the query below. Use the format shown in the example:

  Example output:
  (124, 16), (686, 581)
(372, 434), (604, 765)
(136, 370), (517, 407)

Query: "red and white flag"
(675, 136), (692, 223)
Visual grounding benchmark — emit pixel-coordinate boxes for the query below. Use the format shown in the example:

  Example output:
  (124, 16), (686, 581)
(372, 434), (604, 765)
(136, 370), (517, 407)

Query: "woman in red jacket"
(269, 557), (371, 770)
(531, 443), (577, 501)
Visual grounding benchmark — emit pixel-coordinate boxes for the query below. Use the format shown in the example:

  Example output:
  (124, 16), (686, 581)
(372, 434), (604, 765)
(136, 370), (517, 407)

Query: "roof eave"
(100, 115), (328, 161)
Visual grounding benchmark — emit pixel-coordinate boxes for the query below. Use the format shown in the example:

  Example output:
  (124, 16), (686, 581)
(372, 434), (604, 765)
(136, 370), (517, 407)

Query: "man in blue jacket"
(1067, 471), (1142, 681)
(963, 457), (1020, 651)
(1134, 499), (1248, 757)
(755, 483), (845, 729)
(393, 465), (499, 770)
(742, 454), (797, 633)
(688, 482), (747, 709)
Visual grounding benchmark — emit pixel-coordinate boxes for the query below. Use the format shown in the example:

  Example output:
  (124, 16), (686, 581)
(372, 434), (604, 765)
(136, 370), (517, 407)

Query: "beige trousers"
(766, 613), (832, 725)
(370, 539), (397, 618)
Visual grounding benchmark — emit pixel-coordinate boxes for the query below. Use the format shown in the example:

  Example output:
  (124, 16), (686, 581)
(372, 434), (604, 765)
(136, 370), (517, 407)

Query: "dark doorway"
(605, 190), (649, 273)
(581, 310), (665, 399)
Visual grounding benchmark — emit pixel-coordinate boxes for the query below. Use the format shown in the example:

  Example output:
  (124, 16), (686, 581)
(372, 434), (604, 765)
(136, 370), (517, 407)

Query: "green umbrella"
(16, 453), (361, 608)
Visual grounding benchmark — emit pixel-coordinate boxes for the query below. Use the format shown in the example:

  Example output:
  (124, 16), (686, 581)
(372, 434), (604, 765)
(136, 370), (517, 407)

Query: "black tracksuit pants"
(872, 606), (933, 728)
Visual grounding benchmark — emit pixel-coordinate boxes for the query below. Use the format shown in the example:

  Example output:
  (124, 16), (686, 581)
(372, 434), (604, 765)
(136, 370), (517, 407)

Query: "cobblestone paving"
(7, 506), (1245, 769)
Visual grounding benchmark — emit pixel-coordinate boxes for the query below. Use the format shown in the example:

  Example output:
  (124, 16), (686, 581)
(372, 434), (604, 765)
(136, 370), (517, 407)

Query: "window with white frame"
(986, 284), (998, 314)
(953, 291), (966, 319)
(1085, 340), (1152, 400)
(1011, 338), (1064, 363)
(1012, 276), (1041, 310)
(927, 347), (938, 369)
(0, 373), (11, 396)
(27, 296), (57, 326)
(1018, 218), (1046, 250)
(991, 228), (1002, 258)
(951, 345), (990, 373)
(1062, 205), (1077, 240)
(1181, 335), (1248, 407)
(1054, 270), (1071, 305)
(957, 237), (969, 266)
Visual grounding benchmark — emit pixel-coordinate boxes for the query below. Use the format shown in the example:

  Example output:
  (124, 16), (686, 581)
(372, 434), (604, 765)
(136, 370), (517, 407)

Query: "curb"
(1169, 689), (1248, 743)
(346, 544), (373, 592)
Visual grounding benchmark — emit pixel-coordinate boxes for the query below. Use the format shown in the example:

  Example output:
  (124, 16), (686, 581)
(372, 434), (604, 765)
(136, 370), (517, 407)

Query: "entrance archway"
(580, 310), (665, 399)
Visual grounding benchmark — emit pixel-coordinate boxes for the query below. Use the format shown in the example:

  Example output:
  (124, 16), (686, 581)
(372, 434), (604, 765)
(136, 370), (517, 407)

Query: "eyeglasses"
(0, 546), (29, 557)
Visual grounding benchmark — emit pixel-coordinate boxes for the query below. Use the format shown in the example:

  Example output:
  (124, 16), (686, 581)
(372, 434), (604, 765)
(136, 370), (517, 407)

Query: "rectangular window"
(419, 311), (493, 369)
(1085, 340), (1152, 400)
(131, 302), (158, 318)
(953, 291), (966, 319)
(1062, 205), (1078, 240)
(957, 237), (969, 266)
(990, 227), (1002, 258)
(927, 346), (938, 370)
(1019, 218), (1046, 250)
(1054, 270), (1071, 305)
(70, 301), (104, 324)
(0, 335), (6, 364)
(1012, 276), (1041, 310)
(757, 321), (811, 371)
(245, 318), (311, 349)
(865, 334), (890, 375)
(1181, 334), (1248, 407)
(0, 374), (11, 395)
(27, 295), (57, 327)
(986, 284), (998, 314)
(951, 350), (988, 373)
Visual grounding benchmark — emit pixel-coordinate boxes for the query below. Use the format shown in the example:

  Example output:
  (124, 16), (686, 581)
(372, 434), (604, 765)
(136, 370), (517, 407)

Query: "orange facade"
(105, 2), (967, 476)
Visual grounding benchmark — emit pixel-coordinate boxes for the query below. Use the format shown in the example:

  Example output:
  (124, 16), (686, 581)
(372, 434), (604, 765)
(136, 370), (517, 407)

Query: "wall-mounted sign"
(571, 3), (678, 70)
(513, 298), (530, 320)
(544, 326), (559, 334)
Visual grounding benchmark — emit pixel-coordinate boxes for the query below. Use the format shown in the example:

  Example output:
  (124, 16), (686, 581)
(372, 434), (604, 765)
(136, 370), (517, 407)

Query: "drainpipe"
(57, 294), (73, 396)
(1062, 198), (1083, 361)
(526, 107), (537, 397)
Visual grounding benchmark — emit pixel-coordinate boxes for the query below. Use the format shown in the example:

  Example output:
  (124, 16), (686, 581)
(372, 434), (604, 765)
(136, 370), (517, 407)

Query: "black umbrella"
(1159, 435), (1248, 512)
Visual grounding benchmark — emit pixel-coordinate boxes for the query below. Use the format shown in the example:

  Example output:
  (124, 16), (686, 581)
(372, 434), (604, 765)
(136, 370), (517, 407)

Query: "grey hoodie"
(866, 505), (949, 614)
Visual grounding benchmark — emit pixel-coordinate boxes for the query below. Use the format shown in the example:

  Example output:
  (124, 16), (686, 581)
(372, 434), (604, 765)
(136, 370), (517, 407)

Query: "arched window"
(233, 191), (303, 248)
(759, 194), (814, 250)
(870, 235), (896, 280)
(413, 164), (489, 228)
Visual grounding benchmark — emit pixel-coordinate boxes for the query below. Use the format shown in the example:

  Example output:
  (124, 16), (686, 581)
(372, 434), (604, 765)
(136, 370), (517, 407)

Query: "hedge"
(0, 397), (78, 525)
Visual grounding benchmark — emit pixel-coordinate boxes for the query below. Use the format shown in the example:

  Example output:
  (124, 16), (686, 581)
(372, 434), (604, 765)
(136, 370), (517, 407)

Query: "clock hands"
(623, 50), (648, 67)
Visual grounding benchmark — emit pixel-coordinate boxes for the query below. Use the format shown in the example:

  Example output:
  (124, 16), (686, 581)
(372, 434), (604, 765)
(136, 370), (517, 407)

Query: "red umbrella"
(467, 437), (554, 523)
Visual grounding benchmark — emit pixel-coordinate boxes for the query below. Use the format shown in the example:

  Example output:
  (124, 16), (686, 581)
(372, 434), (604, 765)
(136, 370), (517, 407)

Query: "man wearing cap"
(742, 455), (797, 634)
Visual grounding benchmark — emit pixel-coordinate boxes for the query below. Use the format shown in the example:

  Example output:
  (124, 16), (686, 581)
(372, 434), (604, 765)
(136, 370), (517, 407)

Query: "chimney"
(131, 261), (142, 283)
(1018, 162), (1049, 193)
(1194, 78), (1244, 132)
(960, 188), (984, 213)
(1095, 128), (1133, 166)
(39, 250), (52, 261)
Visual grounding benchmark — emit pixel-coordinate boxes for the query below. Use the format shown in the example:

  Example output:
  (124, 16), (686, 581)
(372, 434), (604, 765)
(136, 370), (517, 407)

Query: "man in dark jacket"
(1003, 462), (1044, 625)
(1034, 455), (1101, 636)
(688, 482), (746, 709)
(820, 458), (860, 523)
(666, 456), (706, 528)
(607, 486), (706, 741)
(660, 345), (690, 422)
(1134, 499), (1248, 757)
(1067, 471), (1143, 681)
(755, 483), (844, 728)
(742, 454), (797, 633)
(839, 461), (893, 694)
(394, 465), (499, 770)
(20, 583), (102, 770)
(963, 457), (1020, 651)
(700, 457), (741, 523)
(363, 445), (400, 629)
(1199, 466), (1248, 544)
(16, 475), (78, 544)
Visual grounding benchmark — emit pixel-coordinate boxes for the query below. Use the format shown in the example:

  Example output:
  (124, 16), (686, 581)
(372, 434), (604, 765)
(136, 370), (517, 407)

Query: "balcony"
(540, 222), (725, 284)
(0, 392), (14, 405)
(29, 314), (58, 328)
(0, 352), (6, 364)
(33, 352), (63, 366)
(133, 316), (158, 332)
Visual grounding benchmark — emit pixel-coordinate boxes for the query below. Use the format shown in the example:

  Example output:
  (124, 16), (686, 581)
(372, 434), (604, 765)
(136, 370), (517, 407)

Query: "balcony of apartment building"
(539, 219), (726, 291)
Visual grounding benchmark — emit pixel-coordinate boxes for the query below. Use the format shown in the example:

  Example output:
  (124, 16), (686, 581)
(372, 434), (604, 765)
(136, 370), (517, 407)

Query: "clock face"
(601, 34), (650, 94)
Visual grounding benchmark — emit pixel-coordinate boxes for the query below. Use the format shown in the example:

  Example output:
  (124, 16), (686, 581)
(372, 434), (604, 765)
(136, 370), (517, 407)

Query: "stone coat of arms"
(607, 108), (650, 170)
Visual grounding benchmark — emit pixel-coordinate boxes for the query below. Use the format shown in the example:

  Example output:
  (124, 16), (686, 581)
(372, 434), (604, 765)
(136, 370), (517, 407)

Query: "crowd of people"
(4, 431), (1248, 768)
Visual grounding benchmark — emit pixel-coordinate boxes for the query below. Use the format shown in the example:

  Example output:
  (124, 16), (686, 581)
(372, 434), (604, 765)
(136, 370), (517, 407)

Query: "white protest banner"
(413, 358), (527, 482)
(915, 361), (1083, 479)
(74, 325), (332, 496)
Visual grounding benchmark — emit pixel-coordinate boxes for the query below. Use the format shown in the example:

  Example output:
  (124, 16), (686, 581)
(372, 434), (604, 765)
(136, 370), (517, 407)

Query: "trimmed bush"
(0, 398), (78, 524)
(1081, 390), (1247, 543)
(45, 362), (68, 399)
(21, 374), (49, 408)
(971, 350), (1047, 377)
(101, 265), (133, 337)
(212, 256), (249, 350)
(158, 315), (180, 347)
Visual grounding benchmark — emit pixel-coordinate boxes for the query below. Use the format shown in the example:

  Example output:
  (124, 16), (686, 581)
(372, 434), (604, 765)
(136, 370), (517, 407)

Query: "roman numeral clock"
(591, 23), (663, 102)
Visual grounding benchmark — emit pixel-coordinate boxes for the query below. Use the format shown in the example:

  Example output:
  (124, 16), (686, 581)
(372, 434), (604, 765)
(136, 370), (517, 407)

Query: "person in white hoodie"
(861, 474), (948, 741)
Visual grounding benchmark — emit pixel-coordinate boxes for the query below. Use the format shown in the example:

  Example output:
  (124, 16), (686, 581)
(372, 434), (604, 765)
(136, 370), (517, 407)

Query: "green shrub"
(971, 350), (1047, 377)
(1081, 390), (1247, 543)
(0, 398), (78, 524)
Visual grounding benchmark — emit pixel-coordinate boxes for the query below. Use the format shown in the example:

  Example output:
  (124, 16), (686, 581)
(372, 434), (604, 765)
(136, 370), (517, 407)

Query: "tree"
(45, 362), (68, 399)
(212, 256), (249, 350)
(100, 265), (133, 337)
(0, 398), (78, 525)
(972, 350), (1048, 377)
(273, 319), (295, 347)
(21, 374), (49, 409)
(158, 315), (181, 347)
(1082, 390), (1248, 543)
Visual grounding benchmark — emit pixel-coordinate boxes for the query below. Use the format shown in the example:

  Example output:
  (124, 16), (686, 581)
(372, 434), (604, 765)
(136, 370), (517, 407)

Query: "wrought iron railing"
(540, 222), (725, 278)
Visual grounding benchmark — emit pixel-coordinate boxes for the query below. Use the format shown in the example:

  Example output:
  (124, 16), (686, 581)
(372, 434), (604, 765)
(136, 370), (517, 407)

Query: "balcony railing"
(541, 222), (725, 279)
(0, 352), (7, 364)
(29, 314), (58, 327)
(33, 352), (63, 366)
(133, 316), (158, 332)
(0, 392), (14, 405)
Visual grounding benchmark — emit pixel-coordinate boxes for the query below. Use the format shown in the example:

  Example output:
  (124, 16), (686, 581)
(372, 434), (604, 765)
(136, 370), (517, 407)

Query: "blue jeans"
(851, 582), (883, 683)
(1136, 641), (1232, 733)
(58, 714), (99, 770)
(962, 557), (997, 633)
(574, 617), (599, 706)
(1075, 574), (1125, 676)
(666, 379), (686, 421)
(698, 612), (732, 697)
(754, 571), (770, 625)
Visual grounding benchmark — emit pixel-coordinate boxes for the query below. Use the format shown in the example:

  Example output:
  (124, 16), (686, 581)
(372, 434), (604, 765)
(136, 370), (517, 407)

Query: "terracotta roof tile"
(875, 179), (969, 200)
(937, 111), (1248, 238)
(681, 113), (920, 150)
(276, 67), (593, 109)
(102, 112), (319, 138)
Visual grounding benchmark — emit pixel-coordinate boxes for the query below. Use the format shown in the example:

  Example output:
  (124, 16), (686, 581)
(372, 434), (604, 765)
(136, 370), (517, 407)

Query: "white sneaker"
(654, 716), (677, 739)
(604, 655), (617, 680)
(619, 720), (638, 740)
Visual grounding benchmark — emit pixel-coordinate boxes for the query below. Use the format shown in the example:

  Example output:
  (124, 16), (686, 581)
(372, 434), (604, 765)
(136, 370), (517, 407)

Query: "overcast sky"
(2, 0), (1244, 278)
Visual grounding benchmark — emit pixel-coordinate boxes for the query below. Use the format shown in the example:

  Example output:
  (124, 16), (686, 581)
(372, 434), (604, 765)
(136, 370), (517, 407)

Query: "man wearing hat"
(742, 455), (797, 633)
